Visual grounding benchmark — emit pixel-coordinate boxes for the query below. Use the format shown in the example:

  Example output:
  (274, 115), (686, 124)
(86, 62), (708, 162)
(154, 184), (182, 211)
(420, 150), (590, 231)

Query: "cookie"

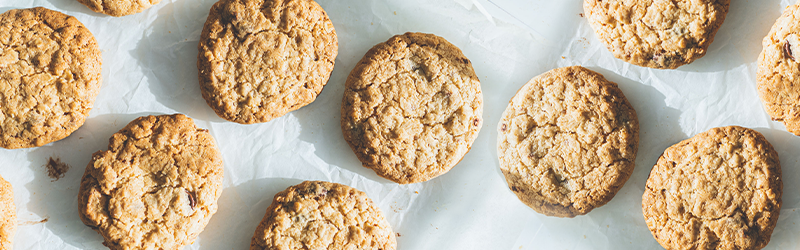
(78, 114), (224, 250)
(340, 32), (483, 184)
(643, 126), (782, 250)
(757, 3), (800, 136)
(76, 0), (161, 16)
(0, 175), (15, 250)
(497, 66), (639, 217)
(250, 181), (396, 250)
(583, 0), (730, 69)
(197, 0), (338, 124)
(0, 7), (102, 149)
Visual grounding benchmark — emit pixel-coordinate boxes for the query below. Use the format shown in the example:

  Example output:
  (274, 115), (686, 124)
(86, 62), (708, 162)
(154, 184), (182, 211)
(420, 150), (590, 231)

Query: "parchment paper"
(0, 0), (798, 249)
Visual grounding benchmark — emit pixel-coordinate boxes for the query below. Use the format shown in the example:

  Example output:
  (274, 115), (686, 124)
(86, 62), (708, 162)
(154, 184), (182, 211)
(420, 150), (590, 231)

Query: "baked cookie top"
(757, 3), (800, 136)
(0, 175), (15, 250)
(643, 126), (782, 250)
(76, 0), (161, 17)
(497, 66), (638, 217)
(340, 32), (483, 184)
(198, 0), (338, 124)
(250, 181), (396, 250)
(78, 114), (224, 250)
(0, 7), (102, 149)
(583, 0), (730, 69)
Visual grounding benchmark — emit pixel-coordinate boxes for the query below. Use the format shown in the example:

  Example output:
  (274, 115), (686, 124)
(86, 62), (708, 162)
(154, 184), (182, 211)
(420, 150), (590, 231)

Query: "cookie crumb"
(396, 233), (401, 237)
(45, 157), (70, 181)
(579, 13), (584, 17)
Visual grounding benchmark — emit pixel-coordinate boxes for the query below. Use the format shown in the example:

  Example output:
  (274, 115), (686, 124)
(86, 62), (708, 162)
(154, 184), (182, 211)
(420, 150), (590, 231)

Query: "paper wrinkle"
(1, 0), (800, 249)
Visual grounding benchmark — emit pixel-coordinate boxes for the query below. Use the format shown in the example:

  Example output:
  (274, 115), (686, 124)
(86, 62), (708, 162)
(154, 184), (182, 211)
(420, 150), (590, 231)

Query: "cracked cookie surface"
(497, 66), (638, 217)
(78, 114), (224, 250)
(0, 7), (102, 149)
(340, 32), (483, 184)
(643, 126), (782, 250)
(583, 0), (730, 69)
(198, 0), (338, 124)
(757, 3), (800, 136)
(251, 181), (396, 250)
(0, 175), (15, 250)
(76, 0), (161, 16)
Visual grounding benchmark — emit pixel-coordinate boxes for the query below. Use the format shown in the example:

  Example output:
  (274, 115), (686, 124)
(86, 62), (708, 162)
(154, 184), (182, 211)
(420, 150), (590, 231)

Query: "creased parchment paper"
(0, 0), (799, 249)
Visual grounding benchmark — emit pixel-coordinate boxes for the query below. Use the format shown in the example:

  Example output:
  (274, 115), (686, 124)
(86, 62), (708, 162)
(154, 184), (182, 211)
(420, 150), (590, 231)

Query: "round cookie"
(76, 0), (161, 16)
(583, 0), (730, 69)
(78, 114), (224, 250)
(250, 181), (396, 250)
(497, 66), (639, 218)
(340, 32), (483, 184)
(197, 0), (338, 124)
(0, 175), (15, 250)
(643, 126), (782, 250)
(0, 7), (102, 149)
(757, 3), (800, 136)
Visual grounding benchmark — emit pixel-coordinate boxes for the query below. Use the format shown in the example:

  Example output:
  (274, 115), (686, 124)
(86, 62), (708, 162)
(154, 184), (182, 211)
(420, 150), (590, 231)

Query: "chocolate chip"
(785, 41), (795, 60)
(314, 188), (328, 201)
(472, 118), (480, 126)
(460, 58), (469, 64)
(652, 53), (661, 61)
(186, 190), (196, 209)
(511, 186), (519, 192)
(501, 124), (507, 131)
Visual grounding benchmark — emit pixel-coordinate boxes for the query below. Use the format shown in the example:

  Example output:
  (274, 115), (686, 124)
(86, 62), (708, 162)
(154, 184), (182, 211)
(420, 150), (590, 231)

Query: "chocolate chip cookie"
(198, 0), (338, 124)
(0, 7), (102, 149)
(497, 66), (639, 217)
(76, 0), (161, 16)
(0, 175), (15, 250)
(757, 2), (800, 136)
(584, 0), (730, 69)
(643, 126), (782, 250)
(251, 181), (396, 250)
(340, 32), (483, 184)
(78, 114), (224, 250)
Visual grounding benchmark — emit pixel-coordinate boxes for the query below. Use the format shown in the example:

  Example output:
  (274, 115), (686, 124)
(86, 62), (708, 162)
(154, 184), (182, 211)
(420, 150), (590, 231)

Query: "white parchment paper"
(0, 0), (799, 249)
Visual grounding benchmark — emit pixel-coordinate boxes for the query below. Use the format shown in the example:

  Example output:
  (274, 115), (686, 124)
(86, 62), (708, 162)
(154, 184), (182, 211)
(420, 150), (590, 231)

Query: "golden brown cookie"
(757, 3), (800, 136)
(250, 181), (396, 250)
(643, 126), (782, 250)
(497, 66), (639, 217)
(197, 0), (338, 124)
(75, 0), (161, 16)
(78, 114), (224, 250)
(340, 32), (483, 184)
(0, 7), (102, 149)
(583, 0), (730, 69)
(0, 175), (15, 250)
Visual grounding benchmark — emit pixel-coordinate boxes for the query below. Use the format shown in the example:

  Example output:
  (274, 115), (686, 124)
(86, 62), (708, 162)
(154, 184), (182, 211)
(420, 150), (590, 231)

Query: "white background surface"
(1, 0), (799, 249)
